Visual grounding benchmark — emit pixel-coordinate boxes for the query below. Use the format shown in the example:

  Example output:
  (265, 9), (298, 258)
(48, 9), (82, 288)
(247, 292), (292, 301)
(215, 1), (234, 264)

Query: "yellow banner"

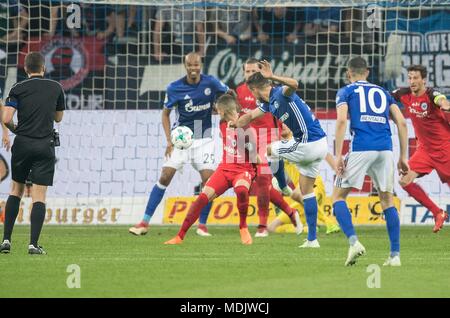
(321, 197), (402, 225)
(163, 196), (401, 225)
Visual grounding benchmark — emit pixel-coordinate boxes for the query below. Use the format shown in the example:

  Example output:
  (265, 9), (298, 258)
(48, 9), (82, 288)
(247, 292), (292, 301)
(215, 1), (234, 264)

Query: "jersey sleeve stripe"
(289, 102), (308, 143)
(290, 102), (308, 143)
(336, 101), (347, 108)
(5, 100), (17, 108)
(258, 105), (267, 113)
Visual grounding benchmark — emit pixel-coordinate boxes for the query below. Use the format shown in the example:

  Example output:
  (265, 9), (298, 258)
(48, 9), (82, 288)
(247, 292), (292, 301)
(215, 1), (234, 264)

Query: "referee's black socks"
(3, 195), (21, 242)
(30, 202), (46, 247)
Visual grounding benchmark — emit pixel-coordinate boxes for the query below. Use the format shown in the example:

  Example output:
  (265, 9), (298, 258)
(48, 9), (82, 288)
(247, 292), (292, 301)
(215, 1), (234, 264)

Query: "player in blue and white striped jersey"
(231, 60), (328, 248)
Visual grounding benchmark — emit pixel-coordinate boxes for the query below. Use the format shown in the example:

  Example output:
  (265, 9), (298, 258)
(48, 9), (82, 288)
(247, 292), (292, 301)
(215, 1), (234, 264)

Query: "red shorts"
(249, 165), (272, 195)
(205, 166), (255, 196)
(409, 147), (450, 184)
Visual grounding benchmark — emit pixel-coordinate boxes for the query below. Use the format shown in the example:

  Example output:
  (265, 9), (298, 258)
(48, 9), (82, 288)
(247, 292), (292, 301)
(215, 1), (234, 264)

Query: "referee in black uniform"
(0, 52), (65, 255)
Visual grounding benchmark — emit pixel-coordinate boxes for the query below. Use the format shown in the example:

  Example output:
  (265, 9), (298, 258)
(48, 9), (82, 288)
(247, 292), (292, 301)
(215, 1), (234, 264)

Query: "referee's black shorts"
(11, 135), (56, 186)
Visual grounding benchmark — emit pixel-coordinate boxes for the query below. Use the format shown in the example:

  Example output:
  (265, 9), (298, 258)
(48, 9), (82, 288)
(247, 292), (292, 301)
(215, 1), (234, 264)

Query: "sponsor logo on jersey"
(279, 112), (289, 122)
(360, 115), (387, 124)
(184, 100), (211, 112)
(223, 145), (237, 155)
(409, 105), (428, 118)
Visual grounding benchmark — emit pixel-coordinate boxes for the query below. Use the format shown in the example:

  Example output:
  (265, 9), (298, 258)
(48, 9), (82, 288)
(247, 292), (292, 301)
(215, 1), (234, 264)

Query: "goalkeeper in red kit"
(165, 94), (259, 245)
(392, 65), (450, 233)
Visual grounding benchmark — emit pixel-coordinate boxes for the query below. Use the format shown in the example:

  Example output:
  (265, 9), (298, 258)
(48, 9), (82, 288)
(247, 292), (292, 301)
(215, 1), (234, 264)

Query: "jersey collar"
(183, 74), (203, 86)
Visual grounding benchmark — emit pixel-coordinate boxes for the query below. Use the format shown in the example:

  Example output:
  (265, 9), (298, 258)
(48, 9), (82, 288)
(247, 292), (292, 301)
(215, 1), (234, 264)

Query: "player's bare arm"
(161, 107), (174, 158)
(389, 103), (409, 176)
(325, 153), (338, 174)
(230, 108), (265, 128)
(2, 105), (16, 133)
(0, 101), (10, 151)
(258, 59), (298, 96)
(335, 103), (348, 176)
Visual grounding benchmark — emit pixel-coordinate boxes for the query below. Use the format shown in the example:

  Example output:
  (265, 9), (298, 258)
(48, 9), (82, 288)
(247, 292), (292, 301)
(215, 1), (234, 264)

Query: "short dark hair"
(347, 56), (369, 75)
(25, 52), (45, 74)
(246, 72), (270, 89)
(407, 65), (427, 79)
(242, 57), (260, 71)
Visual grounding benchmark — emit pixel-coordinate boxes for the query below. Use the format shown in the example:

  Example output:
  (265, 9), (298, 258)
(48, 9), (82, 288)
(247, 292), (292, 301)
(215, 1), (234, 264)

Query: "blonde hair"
(216, 94), (238, 121)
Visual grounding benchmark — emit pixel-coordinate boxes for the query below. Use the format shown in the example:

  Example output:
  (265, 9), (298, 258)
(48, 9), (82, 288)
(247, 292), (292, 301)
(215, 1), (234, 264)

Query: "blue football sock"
(142, 182), (166, 223)
(333, 200), (357, 245)
(304, 193), (318, 241)
(384, 206), (400, 256)
(199, 201), (212, 225)
(270, 160), (287, 189)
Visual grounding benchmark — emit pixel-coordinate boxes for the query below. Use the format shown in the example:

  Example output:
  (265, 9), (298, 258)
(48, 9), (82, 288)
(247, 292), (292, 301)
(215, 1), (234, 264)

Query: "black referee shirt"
(5, 75), (65, 138)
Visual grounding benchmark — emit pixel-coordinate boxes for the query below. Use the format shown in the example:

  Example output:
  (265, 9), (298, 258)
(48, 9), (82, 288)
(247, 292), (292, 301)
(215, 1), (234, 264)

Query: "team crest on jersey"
(204, 88), (211, 96)
(274, 101), (280, 109)
(421, 102), (428, 110)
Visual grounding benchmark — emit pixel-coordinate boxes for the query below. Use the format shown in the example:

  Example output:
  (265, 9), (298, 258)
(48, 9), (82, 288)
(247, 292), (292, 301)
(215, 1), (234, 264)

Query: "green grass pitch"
(0, 225), (449, 298)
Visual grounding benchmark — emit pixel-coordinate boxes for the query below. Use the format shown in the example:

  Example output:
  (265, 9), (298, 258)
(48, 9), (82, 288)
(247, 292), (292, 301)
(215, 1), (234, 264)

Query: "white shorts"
(270, 137), (328, 178)
(163, 137), (216, 171)
(335, 150), (395, 193)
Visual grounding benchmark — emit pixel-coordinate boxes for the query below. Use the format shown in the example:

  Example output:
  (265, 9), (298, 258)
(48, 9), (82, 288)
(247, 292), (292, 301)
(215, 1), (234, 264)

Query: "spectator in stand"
(253, 7), (302, 44)
(303, 7), (341, 36)
(114, 5), (137, 43)
(152, 5), (206, 62)
(209, 6), (252, 44)
(81, 4), (116, 40)
(0, 0), (28, 43)
(19, 0), (57, 38)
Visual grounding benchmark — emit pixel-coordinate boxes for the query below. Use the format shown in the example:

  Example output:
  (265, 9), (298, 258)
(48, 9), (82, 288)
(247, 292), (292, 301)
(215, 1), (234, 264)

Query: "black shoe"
(0, 240), (11, 254)
(28, 245), (46, 255)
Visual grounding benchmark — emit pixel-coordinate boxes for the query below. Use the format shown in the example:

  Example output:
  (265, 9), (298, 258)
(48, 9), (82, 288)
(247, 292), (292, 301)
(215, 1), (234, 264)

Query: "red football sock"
(270, 186), (294, 216)
(235, 186), (249, 229)
(256, 175), (271, 228)
(178, 193), (209, 239)
(403, 182), (441, 217)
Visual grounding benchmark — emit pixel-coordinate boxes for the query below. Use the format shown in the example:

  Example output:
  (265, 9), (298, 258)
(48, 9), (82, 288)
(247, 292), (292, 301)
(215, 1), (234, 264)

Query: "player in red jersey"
(236, 58), (301, 237)
(392, 65), (450, 233)
(165, 94), (259, 245)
